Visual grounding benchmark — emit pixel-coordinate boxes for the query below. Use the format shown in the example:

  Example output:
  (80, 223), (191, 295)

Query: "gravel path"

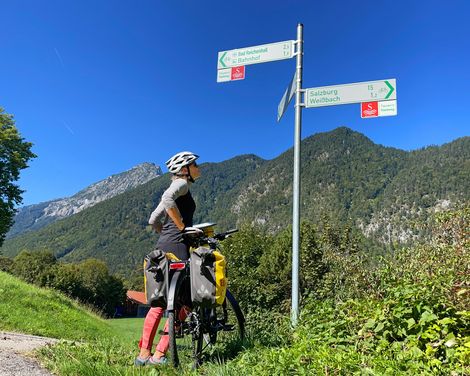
(0, 331), (58, 376)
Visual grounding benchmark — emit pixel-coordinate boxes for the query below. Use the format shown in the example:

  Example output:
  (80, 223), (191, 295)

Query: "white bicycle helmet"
(165, 151), (199, 174)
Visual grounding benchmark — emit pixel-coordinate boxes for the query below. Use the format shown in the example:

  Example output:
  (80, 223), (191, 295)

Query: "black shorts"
(155, 241), (190, 261)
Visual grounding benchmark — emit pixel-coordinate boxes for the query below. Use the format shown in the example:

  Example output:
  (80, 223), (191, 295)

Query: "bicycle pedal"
(223, 324), (234, 331)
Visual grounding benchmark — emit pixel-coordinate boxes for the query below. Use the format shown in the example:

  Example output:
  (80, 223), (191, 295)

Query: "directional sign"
(217, 66), (245, 82)
(305, 79), (396, 108)
(361, 100), (397, 118)
(277, 71), (297, 122)
(218, 40), (295, 70)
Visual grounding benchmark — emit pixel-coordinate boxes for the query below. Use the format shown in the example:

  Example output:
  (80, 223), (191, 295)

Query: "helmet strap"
(176, 166), (194, 183)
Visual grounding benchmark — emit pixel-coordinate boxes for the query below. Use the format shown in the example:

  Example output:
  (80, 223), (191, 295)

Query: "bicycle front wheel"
(195, 289), (245, 365)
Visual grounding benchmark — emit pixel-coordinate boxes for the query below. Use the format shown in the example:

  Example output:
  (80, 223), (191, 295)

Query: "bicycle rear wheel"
(168, 310), (179, 368)
(169, 306), (201, 370)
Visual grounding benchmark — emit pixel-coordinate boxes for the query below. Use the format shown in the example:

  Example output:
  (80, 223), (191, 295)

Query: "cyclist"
(135, 151), (202, 366)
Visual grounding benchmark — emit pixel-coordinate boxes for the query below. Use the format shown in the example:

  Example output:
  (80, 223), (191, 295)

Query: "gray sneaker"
(148, 356), (168, 365)
(134, 356), (151, 366)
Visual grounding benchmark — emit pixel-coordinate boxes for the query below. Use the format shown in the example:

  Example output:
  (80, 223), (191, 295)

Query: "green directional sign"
(218, 40), (295, 69)
(305, 79), (397, 108)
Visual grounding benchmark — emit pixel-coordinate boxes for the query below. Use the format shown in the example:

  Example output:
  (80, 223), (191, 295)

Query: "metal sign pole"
(291, 23), (303, 327)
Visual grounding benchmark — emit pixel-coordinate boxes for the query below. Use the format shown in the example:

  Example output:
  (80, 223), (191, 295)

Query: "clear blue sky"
(1, 0), (469, 206)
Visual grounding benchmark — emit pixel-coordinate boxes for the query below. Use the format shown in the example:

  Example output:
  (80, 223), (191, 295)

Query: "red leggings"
(139, 306), (189, 354)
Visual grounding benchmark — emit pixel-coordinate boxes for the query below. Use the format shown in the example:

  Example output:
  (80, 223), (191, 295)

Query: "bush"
(219, 207), (469, 375)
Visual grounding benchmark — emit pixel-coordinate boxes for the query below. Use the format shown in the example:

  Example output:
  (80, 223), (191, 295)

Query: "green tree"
(0, 255), (13, 273)
(73, 259), (126, 317)
(0, 107), (36, 245)
(223, 224), (274, 310)
(11, 250), (57, 285)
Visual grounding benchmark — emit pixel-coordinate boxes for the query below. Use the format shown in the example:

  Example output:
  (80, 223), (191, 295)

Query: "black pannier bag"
(190, 247), (227, 308)
(144, 249), (169, 308)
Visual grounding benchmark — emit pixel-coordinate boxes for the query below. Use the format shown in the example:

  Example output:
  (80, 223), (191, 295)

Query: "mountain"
(6, 162), (162, 239)
(1, 128), (468, 277)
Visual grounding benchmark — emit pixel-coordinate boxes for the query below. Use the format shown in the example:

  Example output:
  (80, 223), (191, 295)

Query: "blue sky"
(1, 0), (469, 206)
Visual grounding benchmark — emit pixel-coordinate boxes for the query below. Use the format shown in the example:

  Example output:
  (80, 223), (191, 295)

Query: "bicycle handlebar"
(183, 228), (238, 248)
(214, 228), (238, 240)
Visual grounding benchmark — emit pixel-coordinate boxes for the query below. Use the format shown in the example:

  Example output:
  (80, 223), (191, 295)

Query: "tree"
(11, 250), (57, 285)
(0, 255), (13, 273)
(0, 107), (36, 245)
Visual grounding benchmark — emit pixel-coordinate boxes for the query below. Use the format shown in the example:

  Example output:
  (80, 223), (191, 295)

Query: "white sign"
(378, 100), (397, 117)
(218, 40), (295, 70)
(305, 79), (396, 108)
(277, 71), (297, 122)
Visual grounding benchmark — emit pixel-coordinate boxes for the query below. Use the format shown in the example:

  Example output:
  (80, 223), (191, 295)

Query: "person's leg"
(138, 307), (165, 358)
(154, 306), (190, 358)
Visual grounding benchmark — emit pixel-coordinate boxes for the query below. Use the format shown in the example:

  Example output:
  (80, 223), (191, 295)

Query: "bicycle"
(165, 224), (245, 369)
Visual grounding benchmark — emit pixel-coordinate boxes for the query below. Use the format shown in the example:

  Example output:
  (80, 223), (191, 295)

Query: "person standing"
(135, 151), (202, 366)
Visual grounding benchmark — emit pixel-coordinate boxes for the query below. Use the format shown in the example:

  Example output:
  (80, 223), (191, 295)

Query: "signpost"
(216, 24), (397, 328)
(217, 40), (295, 69)
(305, 79), (396, 108)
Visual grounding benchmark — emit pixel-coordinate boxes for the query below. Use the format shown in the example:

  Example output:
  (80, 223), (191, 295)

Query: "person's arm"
(148, 202), (164, 233)
(160, 178), (189, 231)
(166, 207), (185, 231)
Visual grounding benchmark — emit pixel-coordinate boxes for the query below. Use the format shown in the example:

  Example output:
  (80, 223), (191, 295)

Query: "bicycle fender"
(167, 270), (185, 311)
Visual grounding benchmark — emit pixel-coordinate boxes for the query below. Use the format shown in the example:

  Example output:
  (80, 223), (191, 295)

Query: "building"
(124, 290), (150, 317)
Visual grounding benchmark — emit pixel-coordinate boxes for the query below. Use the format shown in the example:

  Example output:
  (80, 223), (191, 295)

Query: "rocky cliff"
(7, 162), (162, 239)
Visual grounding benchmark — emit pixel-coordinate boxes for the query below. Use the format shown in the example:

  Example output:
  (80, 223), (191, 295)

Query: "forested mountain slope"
(1, 128), (468, 276)
(1, 154), (265, 276)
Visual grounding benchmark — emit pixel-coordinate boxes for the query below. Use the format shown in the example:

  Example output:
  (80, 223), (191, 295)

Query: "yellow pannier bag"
(213, 250), (227, 306)
(190, 247), (227, 307)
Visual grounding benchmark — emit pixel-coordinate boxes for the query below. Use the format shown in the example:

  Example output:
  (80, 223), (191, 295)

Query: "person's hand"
(183, 227), (204, 236)
(151, 222), (162, 233)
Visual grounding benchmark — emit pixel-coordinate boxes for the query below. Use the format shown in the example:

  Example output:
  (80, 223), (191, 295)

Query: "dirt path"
(0, 331), (58, 376)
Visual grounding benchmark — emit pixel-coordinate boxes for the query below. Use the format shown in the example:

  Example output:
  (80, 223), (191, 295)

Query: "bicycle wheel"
(168, 310), (179, 368)
(191, 306), (204, 369)
(217, 289), (245, 343)
(195, 289), (245, 366)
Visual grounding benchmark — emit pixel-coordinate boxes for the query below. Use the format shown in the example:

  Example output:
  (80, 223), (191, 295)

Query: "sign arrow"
(385, 80), (394, 99)
(218, 52), (227, 68)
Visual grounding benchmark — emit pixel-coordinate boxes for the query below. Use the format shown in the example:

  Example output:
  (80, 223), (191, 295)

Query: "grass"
(108, 318), (145, 344)
(0, 271), (114, 341)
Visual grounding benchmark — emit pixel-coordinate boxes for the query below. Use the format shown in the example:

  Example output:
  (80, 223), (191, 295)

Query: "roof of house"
(126, 290), (148, 305)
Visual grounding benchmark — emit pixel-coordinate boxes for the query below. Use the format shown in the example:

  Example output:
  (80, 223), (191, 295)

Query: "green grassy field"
(107, 318), (145, 344)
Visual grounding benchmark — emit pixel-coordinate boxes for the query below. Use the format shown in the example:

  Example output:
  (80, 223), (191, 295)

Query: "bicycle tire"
(168, 310), (179, 368)
(225, 289), (245, 341)
(193, 289), (245, 366)
(192, 306), (204, 369)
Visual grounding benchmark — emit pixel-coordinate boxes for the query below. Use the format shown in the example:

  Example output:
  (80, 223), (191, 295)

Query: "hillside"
(0, 271), (114, 341)
(7, 162), (162, 239)
(1, 127), (468, 276)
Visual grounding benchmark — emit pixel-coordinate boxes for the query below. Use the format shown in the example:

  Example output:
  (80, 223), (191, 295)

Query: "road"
(0, 332), (58, 376)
